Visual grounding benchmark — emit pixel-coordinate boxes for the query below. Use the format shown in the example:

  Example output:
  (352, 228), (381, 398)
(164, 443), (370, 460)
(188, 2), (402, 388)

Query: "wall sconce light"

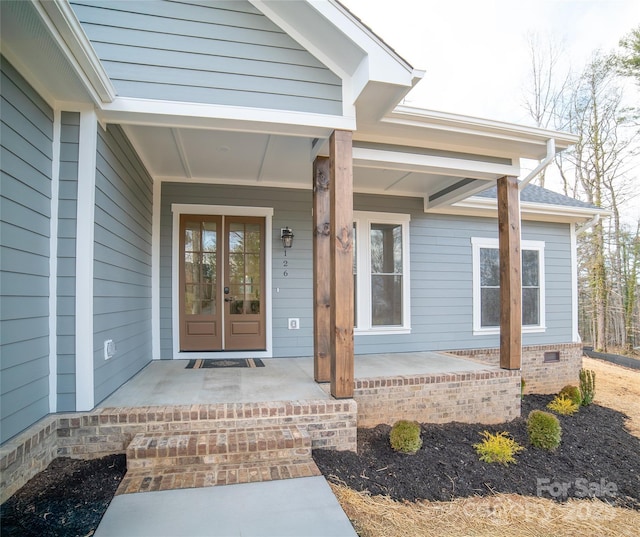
(281, 227), (294, 249)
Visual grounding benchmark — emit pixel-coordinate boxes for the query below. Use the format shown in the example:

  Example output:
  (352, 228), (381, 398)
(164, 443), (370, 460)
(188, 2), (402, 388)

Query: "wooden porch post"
(313, 156), (331, 382)
(497, 175), (522, 370)
(329, 130), (354, 398)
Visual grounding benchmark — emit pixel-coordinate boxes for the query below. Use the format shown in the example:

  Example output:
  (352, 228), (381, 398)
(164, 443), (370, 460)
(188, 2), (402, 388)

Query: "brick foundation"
(355, 369), (521, 427)
(0, 416), (58, 503)
(448, 343), (582, 394)
(0, 400), (356, 503)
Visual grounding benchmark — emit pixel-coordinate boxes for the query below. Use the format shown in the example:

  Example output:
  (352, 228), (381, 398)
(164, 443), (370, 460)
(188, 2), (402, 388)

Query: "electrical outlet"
(288, 318), (300, 330)
(104, 339), (116, 360)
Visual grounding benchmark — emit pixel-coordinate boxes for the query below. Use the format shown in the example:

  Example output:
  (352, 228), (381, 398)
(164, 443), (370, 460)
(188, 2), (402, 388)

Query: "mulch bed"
(314, 395), (640, 510)
(2, 396), (639, 536)
(0, 454), (126, 537)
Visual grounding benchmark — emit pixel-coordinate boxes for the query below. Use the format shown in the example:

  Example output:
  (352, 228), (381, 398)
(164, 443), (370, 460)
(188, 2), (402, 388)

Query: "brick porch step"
(116, 459), (322, 495)
(119, 425), (320, 494)
(126, 425), (312, 470)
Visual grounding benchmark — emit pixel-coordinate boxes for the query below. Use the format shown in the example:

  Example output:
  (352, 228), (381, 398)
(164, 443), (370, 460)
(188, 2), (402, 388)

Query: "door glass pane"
(184, 220), (218, 316)
(228, 221), (261, 315)
(202, 222), (217, 252)
(184, 252), (201, 285)
(228, 253), (245, 284)
(185, 284), (199, 314)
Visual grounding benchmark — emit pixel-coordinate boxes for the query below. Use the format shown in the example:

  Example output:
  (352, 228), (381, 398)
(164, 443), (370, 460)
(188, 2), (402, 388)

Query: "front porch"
(1, 352), (521, 503)
(98, 352), (492, 408)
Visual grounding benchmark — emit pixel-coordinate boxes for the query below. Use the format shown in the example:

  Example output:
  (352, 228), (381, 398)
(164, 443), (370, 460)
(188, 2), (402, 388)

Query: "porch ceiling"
(124, 124), (511, 205)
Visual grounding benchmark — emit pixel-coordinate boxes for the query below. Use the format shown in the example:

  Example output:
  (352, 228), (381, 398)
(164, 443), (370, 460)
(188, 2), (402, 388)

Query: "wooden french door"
(179, 215), (265, 351)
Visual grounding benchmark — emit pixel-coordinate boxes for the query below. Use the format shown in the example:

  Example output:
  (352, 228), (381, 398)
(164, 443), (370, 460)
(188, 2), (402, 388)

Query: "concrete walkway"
(95, 476), (357, 537)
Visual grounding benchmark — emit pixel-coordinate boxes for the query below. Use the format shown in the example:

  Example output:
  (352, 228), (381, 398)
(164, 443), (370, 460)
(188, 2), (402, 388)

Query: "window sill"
(355, 327), (411, 336)
(473, 326), (547, 336)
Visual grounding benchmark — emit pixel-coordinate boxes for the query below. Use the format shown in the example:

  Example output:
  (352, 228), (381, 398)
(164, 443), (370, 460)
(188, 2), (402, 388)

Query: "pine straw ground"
(325, 357), (640, 537)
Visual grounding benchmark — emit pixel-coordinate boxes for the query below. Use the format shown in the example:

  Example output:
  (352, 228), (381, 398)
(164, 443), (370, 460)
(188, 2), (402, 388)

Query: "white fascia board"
(383, 106), (579, 159)
(99, 97), (355, 137)
(352, 147), (520, 180)
(429, 196), (611, 223)
(391, 106), (579, 148)
(316, 0), (417, 82)
(33, 0), (115, 103)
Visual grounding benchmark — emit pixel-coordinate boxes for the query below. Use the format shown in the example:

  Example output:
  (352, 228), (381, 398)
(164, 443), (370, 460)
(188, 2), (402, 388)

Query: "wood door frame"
(171, 204), (274, 359)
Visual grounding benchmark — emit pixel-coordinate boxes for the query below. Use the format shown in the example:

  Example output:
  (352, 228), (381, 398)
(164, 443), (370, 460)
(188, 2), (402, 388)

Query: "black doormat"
(185, 358), (265, 369)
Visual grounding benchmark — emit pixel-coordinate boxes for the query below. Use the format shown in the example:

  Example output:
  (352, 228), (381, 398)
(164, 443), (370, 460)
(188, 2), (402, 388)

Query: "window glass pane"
(372, 275), (402, 326)
(522, 250), (539, 286)
(480, 248), (500, 286)
(371, 223), (402, 274)
(523, 287), (540, 325)
(480, 288), (500, 327)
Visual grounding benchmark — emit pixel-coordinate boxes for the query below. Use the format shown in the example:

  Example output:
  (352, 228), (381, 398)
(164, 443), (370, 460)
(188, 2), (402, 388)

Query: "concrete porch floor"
(98, 352), (492, 408)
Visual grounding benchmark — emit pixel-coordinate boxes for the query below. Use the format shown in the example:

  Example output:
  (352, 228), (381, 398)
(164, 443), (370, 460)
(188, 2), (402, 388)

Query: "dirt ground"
(583, 356), (640, 437)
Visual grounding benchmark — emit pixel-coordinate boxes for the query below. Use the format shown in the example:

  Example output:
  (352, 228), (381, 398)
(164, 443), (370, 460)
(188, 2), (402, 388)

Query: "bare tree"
(522, 33), (570, 188)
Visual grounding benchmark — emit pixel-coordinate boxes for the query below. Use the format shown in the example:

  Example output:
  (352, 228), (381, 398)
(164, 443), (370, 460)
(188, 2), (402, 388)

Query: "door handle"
(224, 297), (234, 303)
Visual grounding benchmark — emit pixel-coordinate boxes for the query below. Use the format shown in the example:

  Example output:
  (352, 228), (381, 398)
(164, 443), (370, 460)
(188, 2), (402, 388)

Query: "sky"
(341, 0), (640, 124)
(341, 0), (640, 221)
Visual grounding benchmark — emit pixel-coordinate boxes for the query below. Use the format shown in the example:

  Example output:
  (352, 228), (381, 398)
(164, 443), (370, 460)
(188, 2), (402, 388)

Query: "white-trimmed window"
(471, 237), (545, 335)
(353, 212), (411, 334)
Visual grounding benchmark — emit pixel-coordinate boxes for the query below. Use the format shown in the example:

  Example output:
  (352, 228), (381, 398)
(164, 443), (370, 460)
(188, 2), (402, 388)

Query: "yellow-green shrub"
(473, 431), (524, 465)
(527, 410), (562, 451)
(559, 385), (582, 406)
(580, 369), (596, 406)
(547, 394), (579, 415)
(389, 420), (422, 454)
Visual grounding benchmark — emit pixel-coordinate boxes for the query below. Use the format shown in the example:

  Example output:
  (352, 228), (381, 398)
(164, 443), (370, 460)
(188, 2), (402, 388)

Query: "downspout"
(519, 138), (556, 190)
(576, 214), (601, 235)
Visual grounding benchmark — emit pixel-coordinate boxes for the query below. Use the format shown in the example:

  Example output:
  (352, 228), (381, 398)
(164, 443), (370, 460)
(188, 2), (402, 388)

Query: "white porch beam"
(99, 98), (355, 139)
(352, 147), (520, 180)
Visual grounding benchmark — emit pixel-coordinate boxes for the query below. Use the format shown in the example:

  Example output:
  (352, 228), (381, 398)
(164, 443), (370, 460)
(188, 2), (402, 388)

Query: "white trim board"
(170, 204), (274, 359)
(48, 109), (61, 413)
(75, 110), (98, 411)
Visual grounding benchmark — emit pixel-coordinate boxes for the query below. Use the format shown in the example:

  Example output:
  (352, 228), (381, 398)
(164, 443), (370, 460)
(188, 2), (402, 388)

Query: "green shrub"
(389, 420), (423, 454)
(559, 385), (582, 406)
(580, 369), (596, 406)
(473, 431), (524, 465)
(521, 378), (526, 399)
(527, 410), (562, 451)
(547, 394), (579, 415)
